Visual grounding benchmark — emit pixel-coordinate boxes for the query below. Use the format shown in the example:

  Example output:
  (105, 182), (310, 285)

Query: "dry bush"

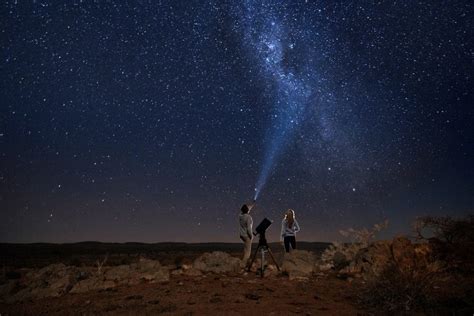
(321, 220), (388, 268)
(96, 253), (108, 275)
(360, 215), (474, 313)
(359, 260), (439, 312)
(413, 215), (474, 244)
(413, 215), (474, 271)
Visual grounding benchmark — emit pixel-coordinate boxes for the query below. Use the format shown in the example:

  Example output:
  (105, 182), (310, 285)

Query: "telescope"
(247, 217), (280, 277)
(254, 217), (272, 236)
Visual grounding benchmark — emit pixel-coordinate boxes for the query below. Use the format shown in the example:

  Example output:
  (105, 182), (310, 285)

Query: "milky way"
(237, 1), (313, 201)
(1, 1), (472, 242)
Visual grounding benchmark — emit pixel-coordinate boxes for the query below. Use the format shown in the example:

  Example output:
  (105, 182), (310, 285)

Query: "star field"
(0, 1), (472, 242)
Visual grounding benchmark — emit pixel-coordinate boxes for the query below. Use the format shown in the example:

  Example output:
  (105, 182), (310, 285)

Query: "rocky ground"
(0, 244), (364, 315)
(1, 237), (473, 315)
(0, 271), (363, 315)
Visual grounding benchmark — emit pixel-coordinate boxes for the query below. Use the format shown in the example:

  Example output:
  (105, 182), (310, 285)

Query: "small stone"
(125, 295), (143, 300)
(209, 297), (222, 303)
(245, 293), (262, 300)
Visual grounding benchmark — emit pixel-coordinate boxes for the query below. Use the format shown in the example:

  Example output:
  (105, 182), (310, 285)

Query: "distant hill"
(0, 241), (331, 268)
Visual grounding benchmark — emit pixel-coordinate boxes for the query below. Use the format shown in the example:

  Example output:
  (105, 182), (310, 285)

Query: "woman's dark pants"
(284, 236), (296, 252)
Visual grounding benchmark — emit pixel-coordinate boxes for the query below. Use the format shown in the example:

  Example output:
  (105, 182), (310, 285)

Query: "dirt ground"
(0, 272), (366, 315)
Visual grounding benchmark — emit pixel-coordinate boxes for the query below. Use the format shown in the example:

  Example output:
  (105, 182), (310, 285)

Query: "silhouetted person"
(280, 209), (300, 252)
(239, 203), (254, 263)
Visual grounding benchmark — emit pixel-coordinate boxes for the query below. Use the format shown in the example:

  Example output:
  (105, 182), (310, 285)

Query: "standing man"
(239, 202), (254, 264)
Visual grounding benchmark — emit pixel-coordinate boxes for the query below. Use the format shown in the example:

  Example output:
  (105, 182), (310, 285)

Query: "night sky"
(1, 1), (473, 243)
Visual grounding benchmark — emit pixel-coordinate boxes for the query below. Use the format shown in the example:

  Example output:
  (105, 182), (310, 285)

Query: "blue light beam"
(239, 2), (312, 200)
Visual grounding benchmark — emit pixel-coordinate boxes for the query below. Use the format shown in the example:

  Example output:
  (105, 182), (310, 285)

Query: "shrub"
(320, 220), (388, 268)
(413, 215), (474, 244)
(358, 259), (439, 312)
(413, 215), (474, 272)
(359, 215), (474, 313)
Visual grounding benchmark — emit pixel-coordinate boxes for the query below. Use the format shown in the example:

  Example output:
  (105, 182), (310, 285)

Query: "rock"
(248, 258), (264, 273)
(24, 263), (79, 299)
(339, 262), (362, 274)
(181, 264), (192, 270)
(5, 259), (170, 299)
(282, 250), (316, 279)
(193, 252), (241, 273)
(209, 297), (222, 303)
(178, 264), (203, 276)
(70, 278), (115, 294)
(267, 264), (277, 271)
(245, 293), (262, 300)
(136, 258), (162, 271)
(103, 259), (169, 285)
(104, 265), (131, 281)
(182, 268), (203, 276)
(125, 295), (143, 300)
(76, 270), (90, 281)
(0, 280), (19, 302)
(140, 270), (169, 283)
(316, 263), (333, 272)
(47, 274), (75, 296)
(137, 259), (169, 282)
(235, 295), (246, 303)
(7, 288), (31, 303)
(291, 276), (310, 281)
(265, 264), (279, 276)
(137, 260), (169, 283)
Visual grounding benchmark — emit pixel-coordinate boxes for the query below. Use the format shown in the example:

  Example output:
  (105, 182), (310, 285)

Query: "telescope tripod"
(246, 232), (280, 277)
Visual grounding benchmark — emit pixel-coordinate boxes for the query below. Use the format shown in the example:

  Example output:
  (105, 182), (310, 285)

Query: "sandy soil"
(0, 272), (366, 315)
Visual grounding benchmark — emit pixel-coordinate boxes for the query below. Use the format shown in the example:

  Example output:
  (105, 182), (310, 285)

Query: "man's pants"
(241, 236), (252, 262)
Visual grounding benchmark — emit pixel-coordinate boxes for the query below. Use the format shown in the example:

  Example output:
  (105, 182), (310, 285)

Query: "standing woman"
(280, 209), (300, 253)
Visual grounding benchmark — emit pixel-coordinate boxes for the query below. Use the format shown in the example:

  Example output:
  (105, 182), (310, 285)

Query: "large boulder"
(104, 258), (170, 285)
(136, 258), (169, 282)
(282, 250), (316, 280)
(193, 251), (241, 273)
(70, 277), (115, 294)
(104, 265), (132, 282)
(65, 258), (170, 294)
(26, 263), (78, 298)
(5, 259), (170, 300)
(4, 263), (84, 302)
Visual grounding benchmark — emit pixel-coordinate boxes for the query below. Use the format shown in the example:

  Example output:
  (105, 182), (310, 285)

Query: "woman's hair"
(241, 204), (249, 214)
(285, 209), (295, 227)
